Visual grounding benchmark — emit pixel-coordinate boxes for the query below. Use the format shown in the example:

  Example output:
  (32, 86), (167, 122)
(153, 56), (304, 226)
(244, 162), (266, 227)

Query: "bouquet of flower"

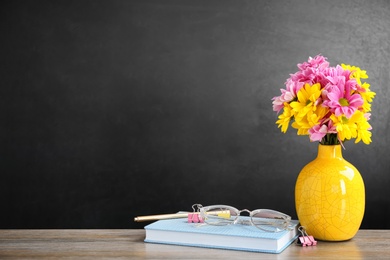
(272, 55), (376, 145)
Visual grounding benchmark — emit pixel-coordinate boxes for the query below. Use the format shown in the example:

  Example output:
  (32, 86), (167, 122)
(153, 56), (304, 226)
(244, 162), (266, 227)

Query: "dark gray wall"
(1, 0), (389, 229)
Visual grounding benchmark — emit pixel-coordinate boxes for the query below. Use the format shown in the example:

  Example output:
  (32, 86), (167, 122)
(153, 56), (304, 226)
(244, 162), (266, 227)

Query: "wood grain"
(0, 229), (389, 259)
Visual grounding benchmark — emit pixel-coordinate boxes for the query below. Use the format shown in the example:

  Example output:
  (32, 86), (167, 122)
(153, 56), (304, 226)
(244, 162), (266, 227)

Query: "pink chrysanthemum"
(323, 79), (364, 118)
(272, 79), (303, 113)
(297, 55), (330, 71)
(308, 120), (337, 142)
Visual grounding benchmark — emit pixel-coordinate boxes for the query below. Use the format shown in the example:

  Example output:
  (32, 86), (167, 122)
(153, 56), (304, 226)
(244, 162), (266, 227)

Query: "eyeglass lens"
(201, 206), (289, 232)
(251, 210), (290, 232)
(201, 206), (237, 225)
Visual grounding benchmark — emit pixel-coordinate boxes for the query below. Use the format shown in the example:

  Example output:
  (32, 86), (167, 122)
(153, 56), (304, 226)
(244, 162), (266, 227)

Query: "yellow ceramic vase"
(295, 144), (365, 241)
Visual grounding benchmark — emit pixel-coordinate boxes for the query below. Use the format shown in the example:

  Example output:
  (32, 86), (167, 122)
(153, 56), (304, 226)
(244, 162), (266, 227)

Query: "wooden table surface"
(0, 229), (389, 259)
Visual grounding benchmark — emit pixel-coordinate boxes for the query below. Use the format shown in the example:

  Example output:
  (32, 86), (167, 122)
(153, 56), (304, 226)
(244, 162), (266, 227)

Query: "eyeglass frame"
(194, 204), (292, 233)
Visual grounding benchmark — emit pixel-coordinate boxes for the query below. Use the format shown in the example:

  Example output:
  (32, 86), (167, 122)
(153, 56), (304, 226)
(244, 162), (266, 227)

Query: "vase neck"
(317, 144), (343, 159)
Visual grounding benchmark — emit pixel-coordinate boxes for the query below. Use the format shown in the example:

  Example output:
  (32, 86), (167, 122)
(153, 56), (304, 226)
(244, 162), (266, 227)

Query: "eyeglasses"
(194, 204), (292, 233)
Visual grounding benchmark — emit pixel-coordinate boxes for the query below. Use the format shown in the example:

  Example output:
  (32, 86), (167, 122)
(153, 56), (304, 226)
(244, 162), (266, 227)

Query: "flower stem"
(320, 133), (340, 145)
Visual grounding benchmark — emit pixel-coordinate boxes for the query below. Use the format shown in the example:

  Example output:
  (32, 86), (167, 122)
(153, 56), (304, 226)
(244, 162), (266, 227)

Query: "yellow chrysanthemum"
(341, 64), (368, 86)
(359, 82), (376, 113)
(330, 114), (357, 141)
(330, 110), (372, 144)
(354, 112), (373, 144)
(276, 103), (294, 133)
(290, 83), (322, 120)
(288, 83), (325, 135)
(292, 105), (328, 136)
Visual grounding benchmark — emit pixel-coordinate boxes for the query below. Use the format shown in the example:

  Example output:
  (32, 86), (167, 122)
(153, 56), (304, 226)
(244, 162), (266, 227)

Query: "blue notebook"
(144, 217), (299, 254)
